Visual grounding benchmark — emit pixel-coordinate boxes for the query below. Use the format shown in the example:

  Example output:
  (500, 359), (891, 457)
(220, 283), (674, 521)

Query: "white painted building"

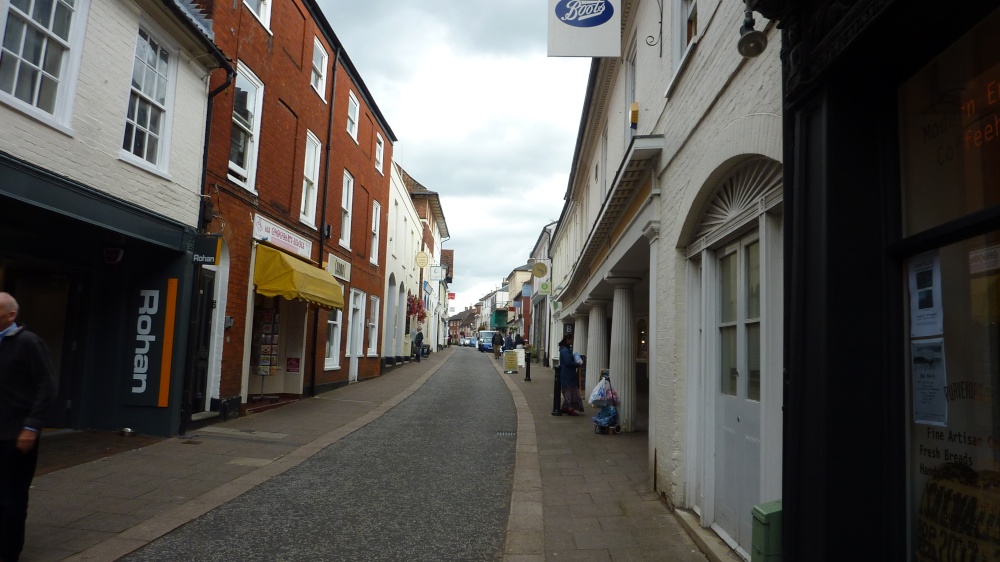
(549, 0), (783, 557)
(0, 0), (229, 436)
(381, 161), (423, 365)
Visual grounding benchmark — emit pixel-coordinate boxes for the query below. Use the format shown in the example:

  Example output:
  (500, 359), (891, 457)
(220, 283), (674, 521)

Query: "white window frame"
(0, 0), (89, 132)
(666, 0), (699, 98)
(374, 132), (384, 173)
(228, 62), (264, 192)
(300, 130), (321, 226)
(367, 296), (380, 356)
(370, 201), (381, 265)
(120, 25), (178, 175)
(243, 0), (271, 31)
(310, 36), (327, 99)
(346, 90), (359, 142)
(345, 288), (365, 358)
(391, 200), (399, 257)
(340, 169), (354, 249)
(325, 307), (342, 369)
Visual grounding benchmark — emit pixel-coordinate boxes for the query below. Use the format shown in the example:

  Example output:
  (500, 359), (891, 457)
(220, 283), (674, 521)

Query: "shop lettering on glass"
(960, 66), (1000, 151)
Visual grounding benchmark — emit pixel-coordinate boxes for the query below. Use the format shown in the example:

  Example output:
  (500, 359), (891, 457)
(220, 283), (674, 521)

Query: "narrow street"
(121, 350), (516, 561)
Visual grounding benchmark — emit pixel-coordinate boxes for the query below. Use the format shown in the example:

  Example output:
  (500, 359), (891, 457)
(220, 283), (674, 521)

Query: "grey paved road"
(122, 350), (515, 562)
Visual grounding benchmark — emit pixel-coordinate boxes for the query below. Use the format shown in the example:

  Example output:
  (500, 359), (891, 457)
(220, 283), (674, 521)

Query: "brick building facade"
(196, 0), (394, 418)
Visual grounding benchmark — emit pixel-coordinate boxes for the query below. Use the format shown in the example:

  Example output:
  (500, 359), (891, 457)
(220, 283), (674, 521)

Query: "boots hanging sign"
(547, 0), (621, 57)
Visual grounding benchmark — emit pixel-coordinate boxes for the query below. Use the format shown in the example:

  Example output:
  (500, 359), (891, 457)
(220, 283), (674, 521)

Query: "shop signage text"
(125, 279), (178, 408)
(253, 215), (312, 259)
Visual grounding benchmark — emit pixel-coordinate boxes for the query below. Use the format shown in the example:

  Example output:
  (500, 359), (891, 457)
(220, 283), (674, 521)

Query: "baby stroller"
(589, 370), (621, 434)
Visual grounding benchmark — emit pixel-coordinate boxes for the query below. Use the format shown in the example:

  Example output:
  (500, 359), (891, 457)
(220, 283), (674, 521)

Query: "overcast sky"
(315, 0), (591, 313)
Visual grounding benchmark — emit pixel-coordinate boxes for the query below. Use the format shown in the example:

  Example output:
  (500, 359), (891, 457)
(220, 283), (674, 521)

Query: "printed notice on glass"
(912, 338), (947, 426)
(909, 251), (943, 338)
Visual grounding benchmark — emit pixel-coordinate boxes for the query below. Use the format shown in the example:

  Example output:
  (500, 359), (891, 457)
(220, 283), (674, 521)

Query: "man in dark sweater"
(0, 292), (56, 562)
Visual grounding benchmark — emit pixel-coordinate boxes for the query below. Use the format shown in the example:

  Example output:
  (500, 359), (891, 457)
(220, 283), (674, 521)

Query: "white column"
(573, 312), (588, 358)
(643, 221), (660, 478)
(395, 287), (406, 358)
(609, 278), (638, 432)
(586, 301), (609, 395)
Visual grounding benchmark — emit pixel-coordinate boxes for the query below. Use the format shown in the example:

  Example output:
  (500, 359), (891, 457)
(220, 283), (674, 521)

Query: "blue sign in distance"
(554, 0), (614, 28)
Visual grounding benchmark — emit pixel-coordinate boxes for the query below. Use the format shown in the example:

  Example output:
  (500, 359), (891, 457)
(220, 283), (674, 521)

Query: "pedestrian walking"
(492, 331), (503, 360)
(0, 292), (57, 562)
(514, 333), (524, 349)
(413, 326), (424, 362)
(505, 332), (515, 354)
(558, 334), (584, 415)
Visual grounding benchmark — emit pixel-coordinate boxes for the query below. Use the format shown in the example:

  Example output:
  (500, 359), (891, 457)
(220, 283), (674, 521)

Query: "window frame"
(0, 0), (90, 132)
(228, 62), (264, 193)
(339, 169), (354, 249)
(299, 130), (321, 226)
(345, 288), (365, 358)
(324, 307), (342, 370)
(242, 0), (271, 31)
(666, 0), (699, 99)
(346, 90), (359, 142)
(120, 24), (178, 174)
(310, 36), (327, 100)
(375, 132), (384, 173)
(370, 200), (381, 265)
(367, 295), (380, 356)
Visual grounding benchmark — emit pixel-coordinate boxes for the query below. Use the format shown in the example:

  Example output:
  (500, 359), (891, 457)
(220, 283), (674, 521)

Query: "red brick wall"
(201, 0), (392, 399)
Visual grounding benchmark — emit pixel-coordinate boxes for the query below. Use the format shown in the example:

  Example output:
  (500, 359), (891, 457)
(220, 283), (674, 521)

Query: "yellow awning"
(253, 244), (344, 310)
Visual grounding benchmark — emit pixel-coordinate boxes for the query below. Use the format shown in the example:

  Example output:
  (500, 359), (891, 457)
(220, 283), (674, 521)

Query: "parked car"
(478, 330), (495, 353)
(466, 337), (478, 348)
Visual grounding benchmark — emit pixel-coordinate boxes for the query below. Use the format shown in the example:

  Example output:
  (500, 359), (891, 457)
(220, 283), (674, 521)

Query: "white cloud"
(317, 0), (590, 312)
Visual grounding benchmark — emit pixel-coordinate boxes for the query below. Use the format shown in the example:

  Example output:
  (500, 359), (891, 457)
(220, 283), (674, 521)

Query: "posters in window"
(911, 338), (947, 426)
(908, 251), (943, 338)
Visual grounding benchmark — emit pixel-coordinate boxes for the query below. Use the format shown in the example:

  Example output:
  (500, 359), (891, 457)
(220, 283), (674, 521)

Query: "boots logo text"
(555, 0), (614, 27)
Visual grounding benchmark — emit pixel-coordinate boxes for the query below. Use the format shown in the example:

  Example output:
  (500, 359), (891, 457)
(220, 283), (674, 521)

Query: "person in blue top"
(558, 333), (583, 416)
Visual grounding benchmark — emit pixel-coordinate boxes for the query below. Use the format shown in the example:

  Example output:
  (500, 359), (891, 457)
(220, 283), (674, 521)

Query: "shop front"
(243, 218), (343, 408)
(0, 153), (196, 437)
(774, 1), (1000, 558)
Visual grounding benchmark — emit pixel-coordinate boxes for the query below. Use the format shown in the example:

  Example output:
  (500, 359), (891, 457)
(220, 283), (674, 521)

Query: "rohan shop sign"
(123, 279), (178, 408)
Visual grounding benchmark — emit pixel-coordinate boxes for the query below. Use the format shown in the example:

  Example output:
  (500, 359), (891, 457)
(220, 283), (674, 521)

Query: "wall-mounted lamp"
(225, 316), (234, 328)
(737, 6), (767, 58)
(322, 223), (332, 240)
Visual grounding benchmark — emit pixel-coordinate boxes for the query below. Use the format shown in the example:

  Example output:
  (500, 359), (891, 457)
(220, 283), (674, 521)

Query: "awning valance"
(253, 244), (344, 310)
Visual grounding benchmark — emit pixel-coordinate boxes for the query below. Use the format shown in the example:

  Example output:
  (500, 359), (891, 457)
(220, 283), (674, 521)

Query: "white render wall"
(381, 162), (422, 358)
(0, 0), (209, 228)
(551, 0), (784, 510)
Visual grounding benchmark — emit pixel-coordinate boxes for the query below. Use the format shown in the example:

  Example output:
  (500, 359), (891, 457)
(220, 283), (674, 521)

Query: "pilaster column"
(586, 300), (609, 394)
(573, 313), (588, 360)
(609, 278), (639, 432)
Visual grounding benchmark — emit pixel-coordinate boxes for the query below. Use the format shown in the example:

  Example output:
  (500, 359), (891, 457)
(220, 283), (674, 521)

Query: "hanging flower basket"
(406, 294), (427, 323)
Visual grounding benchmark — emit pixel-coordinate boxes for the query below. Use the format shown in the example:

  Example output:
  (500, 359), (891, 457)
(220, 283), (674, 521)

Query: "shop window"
(250, 297), (279, 377)
(901, 8), (1000, 556)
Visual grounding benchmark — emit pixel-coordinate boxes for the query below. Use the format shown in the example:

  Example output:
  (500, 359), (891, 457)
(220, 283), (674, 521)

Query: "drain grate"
(496, 431), (516, 437)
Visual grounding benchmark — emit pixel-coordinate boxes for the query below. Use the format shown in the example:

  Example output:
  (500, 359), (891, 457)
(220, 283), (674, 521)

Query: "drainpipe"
(179, 34), (234, 436)
(310, 43), (342, 397)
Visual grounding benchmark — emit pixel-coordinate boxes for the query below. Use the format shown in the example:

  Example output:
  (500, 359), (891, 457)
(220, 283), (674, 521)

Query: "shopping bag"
(589, 379), (609, 407)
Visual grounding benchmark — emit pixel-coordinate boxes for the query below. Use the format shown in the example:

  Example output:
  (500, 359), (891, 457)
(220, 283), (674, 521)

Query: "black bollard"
(524, 351), (531, 382)
(551, 362), (562, 415)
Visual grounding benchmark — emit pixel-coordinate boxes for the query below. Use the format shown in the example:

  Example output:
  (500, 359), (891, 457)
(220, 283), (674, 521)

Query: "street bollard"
(551, 362), (562, 415)
(524, 351), (531, 382)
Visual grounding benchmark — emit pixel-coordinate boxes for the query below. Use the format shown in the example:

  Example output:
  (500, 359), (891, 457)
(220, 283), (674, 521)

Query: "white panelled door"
(714, 233), (762, 553)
